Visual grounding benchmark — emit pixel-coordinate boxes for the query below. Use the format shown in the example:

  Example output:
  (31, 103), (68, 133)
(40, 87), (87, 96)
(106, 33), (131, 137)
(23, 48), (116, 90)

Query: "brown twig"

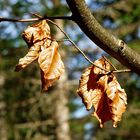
(47, 19), (132, 74)
(0, 15), (72, 22)
(0, 17), (42, 22)
(31, 13), (132, 74)
(113, 69), (131, 73)
(31, 13), (108, 72)
(66, 0), (140, 76)
(0, 14), (108, 71)
(0, 14), (132, 74)
(47, 19), (109, 72)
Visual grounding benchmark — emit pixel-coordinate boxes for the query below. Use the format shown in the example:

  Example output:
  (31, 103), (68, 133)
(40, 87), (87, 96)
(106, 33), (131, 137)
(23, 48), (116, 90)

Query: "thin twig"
(106, 69), (131, 75)
(47, 19), (108, 72)
(44, 15), (73, 20)
(113, 69), (131, 73)
(0, 14), (132, 74)
(0, 15), (72, 22)
(0, 14), (107, 71)
(31, 13), (108, 72)
(0, 17), (42, 22)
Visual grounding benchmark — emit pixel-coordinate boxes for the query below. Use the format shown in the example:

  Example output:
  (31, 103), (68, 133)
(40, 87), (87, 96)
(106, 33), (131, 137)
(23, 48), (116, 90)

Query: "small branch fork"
(0, 15), (131, 74)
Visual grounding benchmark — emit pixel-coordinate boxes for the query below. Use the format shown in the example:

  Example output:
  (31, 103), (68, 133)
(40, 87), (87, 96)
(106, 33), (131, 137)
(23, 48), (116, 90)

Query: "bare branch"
(0, 17), (42, 22)
(0, 13), (133, 74)
(113, 69), (131, 73)
(0, 15), (72, 22)
(46, 19), (109, 72)
(66, 0), (140, 76)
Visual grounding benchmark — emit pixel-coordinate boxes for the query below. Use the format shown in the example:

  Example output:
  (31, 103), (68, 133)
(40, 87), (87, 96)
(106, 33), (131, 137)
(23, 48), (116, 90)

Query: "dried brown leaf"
(38, 41), (64, 91)
(15, 45), (40, 71)
(15, 20), (51, 71)
(105, 75), (127, 127)
(22, 20), (51, 47)
(77, 57), (127, 127)
(15, 20), (64, 91)
(40, 69), (58, 91)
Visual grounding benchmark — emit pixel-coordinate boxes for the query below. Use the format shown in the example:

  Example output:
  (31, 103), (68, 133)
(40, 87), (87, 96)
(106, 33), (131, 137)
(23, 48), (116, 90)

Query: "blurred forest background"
(0, 0), (140, 140)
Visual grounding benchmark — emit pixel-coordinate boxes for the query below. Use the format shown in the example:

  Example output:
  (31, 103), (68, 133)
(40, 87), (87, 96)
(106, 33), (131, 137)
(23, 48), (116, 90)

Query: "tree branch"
(0, 16), (72, 22)
(0, 15), (130, 73)
(66, 0), (140, 76)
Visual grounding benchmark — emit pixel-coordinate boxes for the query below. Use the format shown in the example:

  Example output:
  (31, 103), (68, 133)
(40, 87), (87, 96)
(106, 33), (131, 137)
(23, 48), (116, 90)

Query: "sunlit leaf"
(38, 41), (64, 91)
(77, 58), (127, 127)
(15, 44), (40, 71)
(22, 20), (51, 46)
(15, 21), (64, 91)
(15, 20), (51, 71)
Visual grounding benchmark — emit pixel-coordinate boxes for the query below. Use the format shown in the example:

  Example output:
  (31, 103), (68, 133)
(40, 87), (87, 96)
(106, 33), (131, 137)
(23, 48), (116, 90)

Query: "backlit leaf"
(77, 57), (127, 127)
(15, 20), (64, 91)
(38, 41), (64, 91)
(22, 20), (51, 46)
(15, 44), (40, 71)
(15, 20), (51, 71)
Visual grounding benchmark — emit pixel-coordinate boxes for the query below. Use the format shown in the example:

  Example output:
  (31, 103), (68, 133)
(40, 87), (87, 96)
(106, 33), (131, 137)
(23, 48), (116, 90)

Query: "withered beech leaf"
(15, 20), (51, 71)
(38, 41), (64, 91)
(77, 57), (127, 128)
(22, 20), (51, 46)
(15, 20), (64, 91)
(40, 69), (58, 91)
(105, 75), (127, 127)
(15, 44), (40, 71)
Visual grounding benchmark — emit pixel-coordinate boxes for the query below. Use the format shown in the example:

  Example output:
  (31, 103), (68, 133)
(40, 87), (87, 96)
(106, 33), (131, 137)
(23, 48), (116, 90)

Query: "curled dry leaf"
(15, 20), (64, 91)
(77, 57), (127, 127)
(22, 20), (51, 46)
(15, 44), (40, 71)
(15, 20), (51, 71)
(38, 41), (64, 91)
(40, 69), (57, 92)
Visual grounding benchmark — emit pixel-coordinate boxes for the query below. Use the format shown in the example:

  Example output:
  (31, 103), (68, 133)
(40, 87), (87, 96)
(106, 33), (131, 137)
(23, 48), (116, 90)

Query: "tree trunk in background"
(0, 112), (7, 140)
(53, 71), (71, 140)
(0, 75), (7, 140)
(52, 0), (71, 140)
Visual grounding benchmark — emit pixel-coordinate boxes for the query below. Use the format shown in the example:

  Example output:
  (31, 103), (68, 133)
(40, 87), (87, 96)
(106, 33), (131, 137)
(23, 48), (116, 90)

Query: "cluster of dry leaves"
(15, 20), (127, 127)
(15, 20), (64, 91)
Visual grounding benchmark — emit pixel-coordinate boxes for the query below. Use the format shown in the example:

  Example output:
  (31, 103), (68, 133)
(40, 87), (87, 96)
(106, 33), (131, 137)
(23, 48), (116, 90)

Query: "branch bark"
(66, 0), (140, 76)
